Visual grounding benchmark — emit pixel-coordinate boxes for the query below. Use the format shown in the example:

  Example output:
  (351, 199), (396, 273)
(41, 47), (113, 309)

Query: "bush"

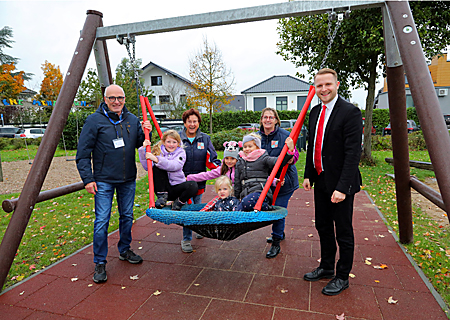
(59, 108), (95, 150)
(210, 128), (248, 151)
(408, 131), (427, 150)
(11, 138), (25, 150)
(0, 138), (11, 150)
(371, 135), (392, 151)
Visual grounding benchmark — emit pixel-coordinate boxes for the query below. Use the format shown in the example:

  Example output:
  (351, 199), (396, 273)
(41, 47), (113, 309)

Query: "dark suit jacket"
(304, 96), (363, 195)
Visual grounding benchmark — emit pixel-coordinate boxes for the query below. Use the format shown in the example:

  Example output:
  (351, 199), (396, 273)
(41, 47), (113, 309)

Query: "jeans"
(271, 191), (294, 239)
(183, 193), (203, 241)
(93, 180), (136, 264)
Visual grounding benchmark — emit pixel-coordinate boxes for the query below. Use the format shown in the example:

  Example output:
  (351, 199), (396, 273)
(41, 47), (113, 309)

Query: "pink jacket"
(186, 165), (235, 184)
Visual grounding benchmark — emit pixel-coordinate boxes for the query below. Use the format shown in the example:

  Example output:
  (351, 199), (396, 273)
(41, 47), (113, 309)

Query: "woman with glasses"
(259, 107), (300, 259)
(178, 108), (222, 252)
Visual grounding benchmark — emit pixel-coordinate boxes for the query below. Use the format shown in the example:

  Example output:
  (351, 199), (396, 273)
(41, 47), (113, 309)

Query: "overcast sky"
(0, 0), (383, 108)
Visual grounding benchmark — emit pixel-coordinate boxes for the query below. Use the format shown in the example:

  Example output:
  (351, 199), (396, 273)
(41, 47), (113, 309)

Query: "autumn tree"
(0, 63), (25, 99)
(187, 38), (235, 134)
(76, 68), (102, 107)
(37, 60), (63, 101)
(160, 82), (191, 119)
(114, 57), (152, 116)
(276, 1), (450, 161)
(0, 26), (32, 100)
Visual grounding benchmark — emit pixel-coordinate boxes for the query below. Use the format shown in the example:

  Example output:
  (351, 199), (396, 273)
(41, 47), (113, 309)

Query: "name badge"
(271, 141), (279, 148)
(197, 142), (204, 149)
(113, 138), (125, 148)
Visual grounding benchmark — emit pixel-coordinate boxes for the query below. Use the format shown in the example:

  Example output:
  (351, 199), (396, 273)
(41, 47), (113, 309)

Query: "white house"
(241, 75), (318, 112)
(140, 62), (195, 117)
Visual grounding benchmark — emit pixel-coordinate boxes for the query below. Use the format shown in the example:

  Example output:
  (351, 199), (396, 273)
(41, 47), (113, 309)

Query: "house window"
(276, 96), (288, 111)
(159, 95), (170, 103)
(151, 76), (162, 86)
(253, 97), (266, 111)
(297, 96), (311, 111)
(180, 94), (187, 104)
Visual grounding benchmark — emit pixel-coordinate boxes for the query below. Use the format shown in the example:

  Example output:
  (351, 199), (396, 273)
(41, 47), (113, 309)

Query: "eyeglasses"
(263, 116), (275, 120)
(106, 96), (125, 103)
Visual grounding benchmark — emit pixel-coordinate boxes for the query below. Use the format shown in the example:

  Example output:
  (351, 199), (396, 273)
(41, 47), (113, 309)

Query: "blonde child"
(201, 176), (240, 212)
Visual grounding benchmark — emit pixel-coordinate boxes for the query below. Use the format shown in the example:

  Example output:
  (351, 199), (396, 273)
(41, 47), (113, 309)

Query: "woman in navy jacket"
(259, 108), (300, 259)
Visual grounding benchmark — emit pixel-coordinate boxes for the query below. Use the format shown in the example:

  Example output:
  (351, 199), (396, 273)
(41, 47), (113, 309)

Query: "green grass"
(0, 145), (76, 162)
(1, 148), (449, 312)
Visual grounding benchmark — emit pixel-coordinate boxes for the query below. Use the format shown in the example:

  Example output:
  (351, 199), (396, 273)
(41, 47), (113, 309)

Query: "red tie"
(314, 105), (327, 175)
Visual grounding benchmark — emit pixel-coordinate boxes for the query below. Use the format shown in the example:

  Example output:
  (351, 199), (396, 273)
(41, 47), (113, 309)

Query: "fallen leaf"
(122, 286), (126, 289)
(365, 260), (372, 265)
(71, 278), (78, 282)
(387, 296), (398, 304)
(88, 284), (93, 287)
(349, 273), (356, 278)
(281, 289), (288, 293)
(17, 275), (24, 281)
(130, 275), (139, 280)
(19, 291), (25, 296)
(374, 280), (380, 283)
(336, 312), (345, 320)
(72, 264), (77, 266)
(364, 238), (369, 241)
(138, 247), (143, 250)
(156, 233), (160, 236)
(308, 234), (313, 238)
(153, 221), (157, 223)
(194, 283), (200, 286)
(378, 234), (385, 238)
(373, 264), (388, 270)
(29, 264), (36, 270)
(153, 290), (162, 296)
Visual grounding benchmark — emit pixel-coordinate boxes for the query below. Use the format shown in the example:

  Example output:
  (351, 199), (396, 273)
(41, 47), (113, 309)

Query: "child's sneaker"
(155, 192), (168, 209)
(181, 240), (193, 253)
(172, 198), (185, 211)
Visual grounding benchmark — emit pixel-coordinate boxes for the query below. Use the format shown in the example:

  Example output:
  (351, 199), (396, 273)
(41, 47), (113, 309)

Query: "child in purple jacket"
(186, 140), (239, 184)
(139, 130), (198, 211)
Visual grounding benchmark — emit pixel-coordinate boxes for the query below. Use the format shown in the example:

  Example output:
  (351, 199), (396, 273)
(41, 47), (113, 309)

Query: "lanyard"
(103, 108), (124, 138)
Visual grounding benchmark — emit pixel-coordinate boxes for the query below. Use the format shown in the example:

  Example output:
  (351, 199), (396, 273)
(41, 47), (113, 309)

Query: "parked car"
(383, 120), (420, 135)
(0, 127), (21, 138)
(160, 125), (185, 133)
(14, 128), (46, 138)
(362, 117), (376, 135)
(279, 119), (296, 129)
(237, 123), (260, 131)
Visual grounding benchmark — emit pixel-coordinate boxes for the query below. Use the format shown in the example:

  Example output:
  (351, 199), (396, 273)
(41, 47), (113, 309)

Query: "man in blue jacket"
(76, 84), (151, 283)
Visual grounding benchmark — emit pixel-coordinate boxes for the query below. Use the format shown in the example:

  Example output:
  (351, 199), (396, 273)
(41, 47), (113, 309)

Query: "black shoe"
(322, 277), (349, 296)
(267, 232), (285, 243)
(266, 244), (281, 259)
(119, 249), (143, 264)
(93, 263), (107, 283)
(303, 267), (334, 282)
(172, 198), (185, 211)
(195, 233), (204, 239)
(155, 192), (168, 209)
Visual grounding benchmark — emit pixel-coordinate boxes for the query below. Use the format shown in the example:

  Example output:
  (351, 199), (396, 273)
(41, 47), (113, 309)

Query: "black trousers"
(313, 173), (355, 280)
(153, 167), (198, 203)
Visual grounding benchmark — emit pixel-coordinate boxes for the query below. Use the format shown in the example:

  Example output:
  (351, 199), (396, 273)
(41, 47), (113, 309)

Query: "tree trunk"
(361, 57), (378, 160)
(209, 104), (213, 135)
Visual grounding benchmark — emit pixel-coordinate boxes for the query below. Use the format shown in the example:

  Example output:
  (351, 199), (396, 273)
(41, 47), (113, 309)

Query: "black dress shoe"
(322, 277), (349, 296)
(266, 232), (285, 243)
(303, 267), (334, 282)
(266, 244), (281, 259)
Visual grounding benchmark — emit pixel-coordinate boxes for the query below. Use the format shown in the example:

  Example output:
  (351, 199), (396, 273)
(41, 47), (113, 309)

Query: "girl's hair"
(152, 130), (182, 155)
(220, 161), (230, 175)
(243, 132), (262, 149)
(259, 107), (281, 127)
(215, 175), (233, 194)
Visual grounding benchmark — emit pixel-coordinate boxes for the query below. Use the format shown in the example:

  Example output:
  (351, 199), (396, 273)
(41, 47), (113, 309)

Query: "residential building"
(376, 53), (450, 115)
(140, 62), (194, 118)
(241, 75), (317, 112)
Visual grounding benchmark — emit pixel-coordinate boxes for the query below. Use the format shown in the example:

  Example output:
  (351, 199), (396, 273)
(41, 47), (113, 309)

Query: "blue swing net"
(146, 204), (288, 241)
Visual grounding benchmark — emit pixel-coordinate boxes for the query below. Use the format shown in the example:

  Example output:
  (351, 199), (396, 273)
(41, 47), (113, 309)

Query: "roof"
(141, 61), (192, 85)
(241, 75), (311, 94)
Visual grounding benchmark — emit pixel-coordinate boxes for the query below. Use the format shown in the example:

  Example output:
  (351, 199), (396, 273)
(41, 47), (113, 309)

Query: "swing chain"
(117, 34), (144, 96)
(320, 9), (350, 70)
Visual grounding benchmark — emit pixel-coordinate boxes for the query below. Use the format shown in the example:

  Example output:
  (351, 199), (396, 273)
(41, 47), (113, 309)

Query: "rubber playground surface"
(0, 186), (448, 319)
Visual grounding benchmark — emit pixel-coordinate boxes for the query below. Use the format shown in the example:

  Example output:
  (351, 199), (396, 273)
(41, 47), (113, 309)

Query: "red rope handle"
(140, 96), (155, 208)
(255, 86), (316, 211)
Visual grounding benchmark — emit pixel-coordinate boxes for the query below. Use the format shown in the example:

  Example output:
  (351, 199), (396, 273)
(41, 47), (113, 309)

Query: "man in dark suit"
(302, 68), (362, 295)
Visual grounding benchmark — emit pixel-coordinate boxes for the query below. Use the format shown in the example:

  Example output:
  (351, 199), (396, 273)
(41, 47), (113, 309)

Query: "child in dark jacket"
(199, 175), (240, 212)
(235, 133), (294, 211)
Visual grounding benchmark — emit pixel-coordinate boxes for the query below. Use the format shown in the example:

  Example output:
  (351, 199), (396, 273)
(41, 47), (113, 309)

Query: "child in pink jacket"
(186, 141), (239, 184)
